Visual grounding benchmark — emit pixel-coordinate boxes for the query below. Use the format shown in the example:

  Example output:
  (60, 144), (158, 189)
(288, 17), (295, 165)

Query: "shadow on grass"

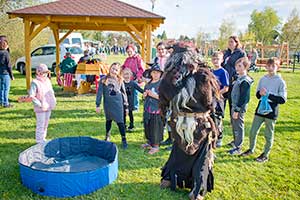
(0, 108), (97, 120)
(86, 182), (189, 200)
(275, 121), (300, 133)
(214, 150), (254, 164)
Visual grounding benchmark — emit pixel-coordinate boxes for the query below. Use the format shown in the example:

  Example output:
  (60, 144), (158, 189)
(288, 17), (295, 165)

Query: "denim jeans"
(0, 74), (11, 106)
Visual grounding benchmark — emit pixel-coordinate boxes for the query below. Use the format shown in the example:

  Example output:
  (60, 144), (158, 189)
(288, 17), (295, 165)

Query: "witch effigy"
(159, 42), (220, 200)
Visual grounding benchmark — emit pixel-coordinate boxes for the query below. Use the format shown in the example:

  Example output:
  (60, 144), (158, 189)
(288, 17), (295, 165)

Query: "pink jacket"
(122, 54), (144, 80)
(32, 78), (56, 113)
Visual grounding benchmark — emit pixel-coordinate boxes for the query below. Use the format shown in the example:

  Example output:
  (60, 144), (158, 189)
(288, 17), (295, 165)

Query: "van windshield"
(63, 38), (70, 45)
(72, 38), (82, 48)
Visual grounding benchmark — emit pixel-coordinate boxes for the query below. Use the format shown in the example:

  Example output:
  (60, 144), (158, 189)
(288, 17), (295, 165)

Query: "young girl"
(142, 63), (164, 154)
(228, 57), (253, 155)
(122, 68), (144, 131)
(153, 41), (169, 71)
(96, 62), (129, 149)
(29, 64), (56, 143)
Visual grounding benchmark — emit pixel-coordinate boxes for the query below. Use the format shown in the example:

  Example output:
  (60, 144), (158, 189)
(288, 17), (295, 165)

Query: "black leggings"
(124, 110), (134, 128)
(106, 120), (126, 139)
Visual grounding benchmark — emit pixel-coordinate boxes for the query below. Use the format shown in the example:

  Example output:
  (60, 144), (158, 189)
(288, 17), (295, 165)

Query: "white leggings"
(35, 111), (51, 143)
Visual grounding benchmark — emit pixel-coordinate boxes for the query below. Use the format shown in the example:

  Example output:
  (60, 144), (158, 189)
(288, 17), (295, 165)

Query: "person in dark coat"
(0, 35), (14, 108)
(159, 42), (220, 200)
(222, 35), (246, 105)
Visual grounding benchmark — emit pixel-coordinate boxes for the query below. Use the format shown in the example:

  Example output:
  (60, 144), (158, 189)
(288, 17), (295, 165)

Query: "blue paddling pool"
(18, 136), (118, 197)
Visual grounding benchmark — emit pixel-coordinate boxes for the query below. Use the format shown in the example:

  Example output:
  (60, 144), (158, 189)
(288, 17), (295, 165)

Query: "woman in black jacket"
(222, 37), (246, 104)
(222, 35), (246, 146)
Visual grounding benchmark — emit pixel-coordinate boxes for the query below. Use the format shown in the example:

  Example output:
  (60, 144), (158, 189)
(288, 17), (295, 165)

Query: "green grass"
(0, 55), (300, 200)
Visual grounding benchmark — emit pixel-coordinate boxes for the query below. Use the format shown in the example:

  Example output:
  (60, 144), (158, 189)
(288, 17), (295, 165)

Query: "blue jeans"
(0, 74), (11, 106)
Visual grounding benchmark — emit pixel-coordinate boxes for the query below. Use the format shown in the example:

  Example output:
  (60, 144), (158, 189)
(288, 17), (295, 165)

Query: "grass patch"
(0, 55), (299, 200)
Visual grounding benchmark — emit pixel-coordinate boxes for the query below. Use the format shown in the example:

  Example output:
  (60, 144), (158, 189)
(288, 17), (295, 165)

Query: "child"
(240, 58), (287, 162)
(228, 57), (253, 155)
(96, 62), (129, 149)
(29, 64), (56, 143)
(142, 63), (164, 154)
(211, 51), (229, 147)
(122, 68), (144, 132)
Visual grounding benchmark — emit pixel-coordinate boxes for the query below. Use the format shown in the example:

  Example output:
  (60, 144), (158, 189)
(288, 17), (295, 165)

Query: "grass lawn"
(0, 55), (299, 200)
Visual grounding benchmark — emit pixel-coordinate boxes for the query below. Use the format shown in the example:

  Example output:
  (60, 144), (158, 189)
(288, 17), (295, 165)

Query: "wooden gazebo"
(7, 0), (165, 89)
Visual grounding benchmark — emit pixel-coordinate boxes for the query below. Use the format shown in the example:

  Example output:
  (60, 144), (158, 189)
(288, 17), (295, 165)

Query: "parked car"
(15, 44), (83, 75)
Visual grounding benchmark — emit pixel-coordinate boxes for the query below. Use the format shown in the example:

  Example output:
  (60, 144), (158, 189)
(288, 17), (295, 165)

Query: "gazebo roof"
(7, 0), (164, 89)
(8, 0), (164, 19)
(7, 0), (165, 31)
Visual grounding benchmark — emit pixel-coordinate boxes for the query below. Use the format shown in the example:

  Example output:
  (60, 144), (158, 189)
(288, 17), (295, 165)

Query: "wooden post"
(146, 24), (152, 63)
(141, 27), (146, 63)
(24, 19), (32, 90)
(52, 27), (60, 75)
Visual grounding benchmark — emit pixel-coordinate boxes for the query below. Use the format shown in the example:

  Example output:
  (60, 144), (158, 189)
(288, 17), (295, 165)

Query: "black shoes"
(240, 149), (254, 157)
(255, 153), (268, 163)
(122, 139), (128, 149)
(226, 141), (235, 148)
(127, 126), (135, 132)
(2, 104), (13, 108)
(228, 147), (241, 155)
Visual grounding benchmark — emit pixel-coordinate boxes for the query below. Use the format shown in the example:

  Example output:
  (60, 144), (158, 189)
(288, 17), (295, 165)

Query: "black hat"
(142, 62), (163, 79)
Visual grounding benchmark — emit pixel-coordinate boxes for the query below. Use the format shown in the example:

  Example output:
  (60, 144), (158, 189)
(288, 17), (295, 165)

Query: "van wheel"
(19, 63), (26, 75)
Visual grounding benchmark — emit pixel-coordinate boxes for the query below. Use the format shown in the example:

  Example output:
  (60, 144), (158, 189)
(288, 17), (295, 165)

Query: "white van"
(15, 44), (83, 75)
(49, 32), (84, 49)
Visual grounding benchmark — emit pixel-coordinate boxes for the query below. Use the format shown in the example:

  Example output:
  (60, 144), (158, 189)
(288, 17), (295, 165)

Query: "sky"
(119, 0), (300, 39)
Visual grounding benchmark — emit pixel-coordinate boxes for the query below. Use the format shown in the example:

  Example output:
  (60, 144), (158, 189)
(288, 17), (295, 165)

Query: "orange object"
(76, 62), (109, 75)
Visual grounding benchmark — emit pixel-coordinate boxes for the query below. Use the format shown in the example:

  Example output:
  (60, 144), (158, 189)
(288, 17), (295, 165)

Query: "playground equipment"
(255, 42), (290, 67)
(19, 137), (118, 197)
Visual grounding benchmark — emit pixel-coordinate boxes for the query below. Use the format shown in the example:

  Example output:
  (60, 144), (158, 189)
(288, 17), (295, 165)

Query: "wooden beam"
(30, 20), (50, 40)
(29, 22), (36, 35)
(52, 27), (61, 76)
(141, 27), (146, 62)
(58, 24), (132, 31)
(59, 29), (73, 44)
(127, 31), (142, 45)
(24, 19), (32, 90)
(146, 24), (152, 63)
(127, 24), (143, 39)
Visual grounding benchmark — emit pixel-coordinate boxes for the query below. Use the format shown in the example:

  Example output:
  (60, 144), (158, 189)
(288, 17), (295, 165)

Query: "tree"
(281, 8), (300, 50)
(218, 19), (235, 50)
(196, 28), (211, 48)
(161, 30), (167, 40)
(0, 0), (53, 63)
(248, 7), (281, 44)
